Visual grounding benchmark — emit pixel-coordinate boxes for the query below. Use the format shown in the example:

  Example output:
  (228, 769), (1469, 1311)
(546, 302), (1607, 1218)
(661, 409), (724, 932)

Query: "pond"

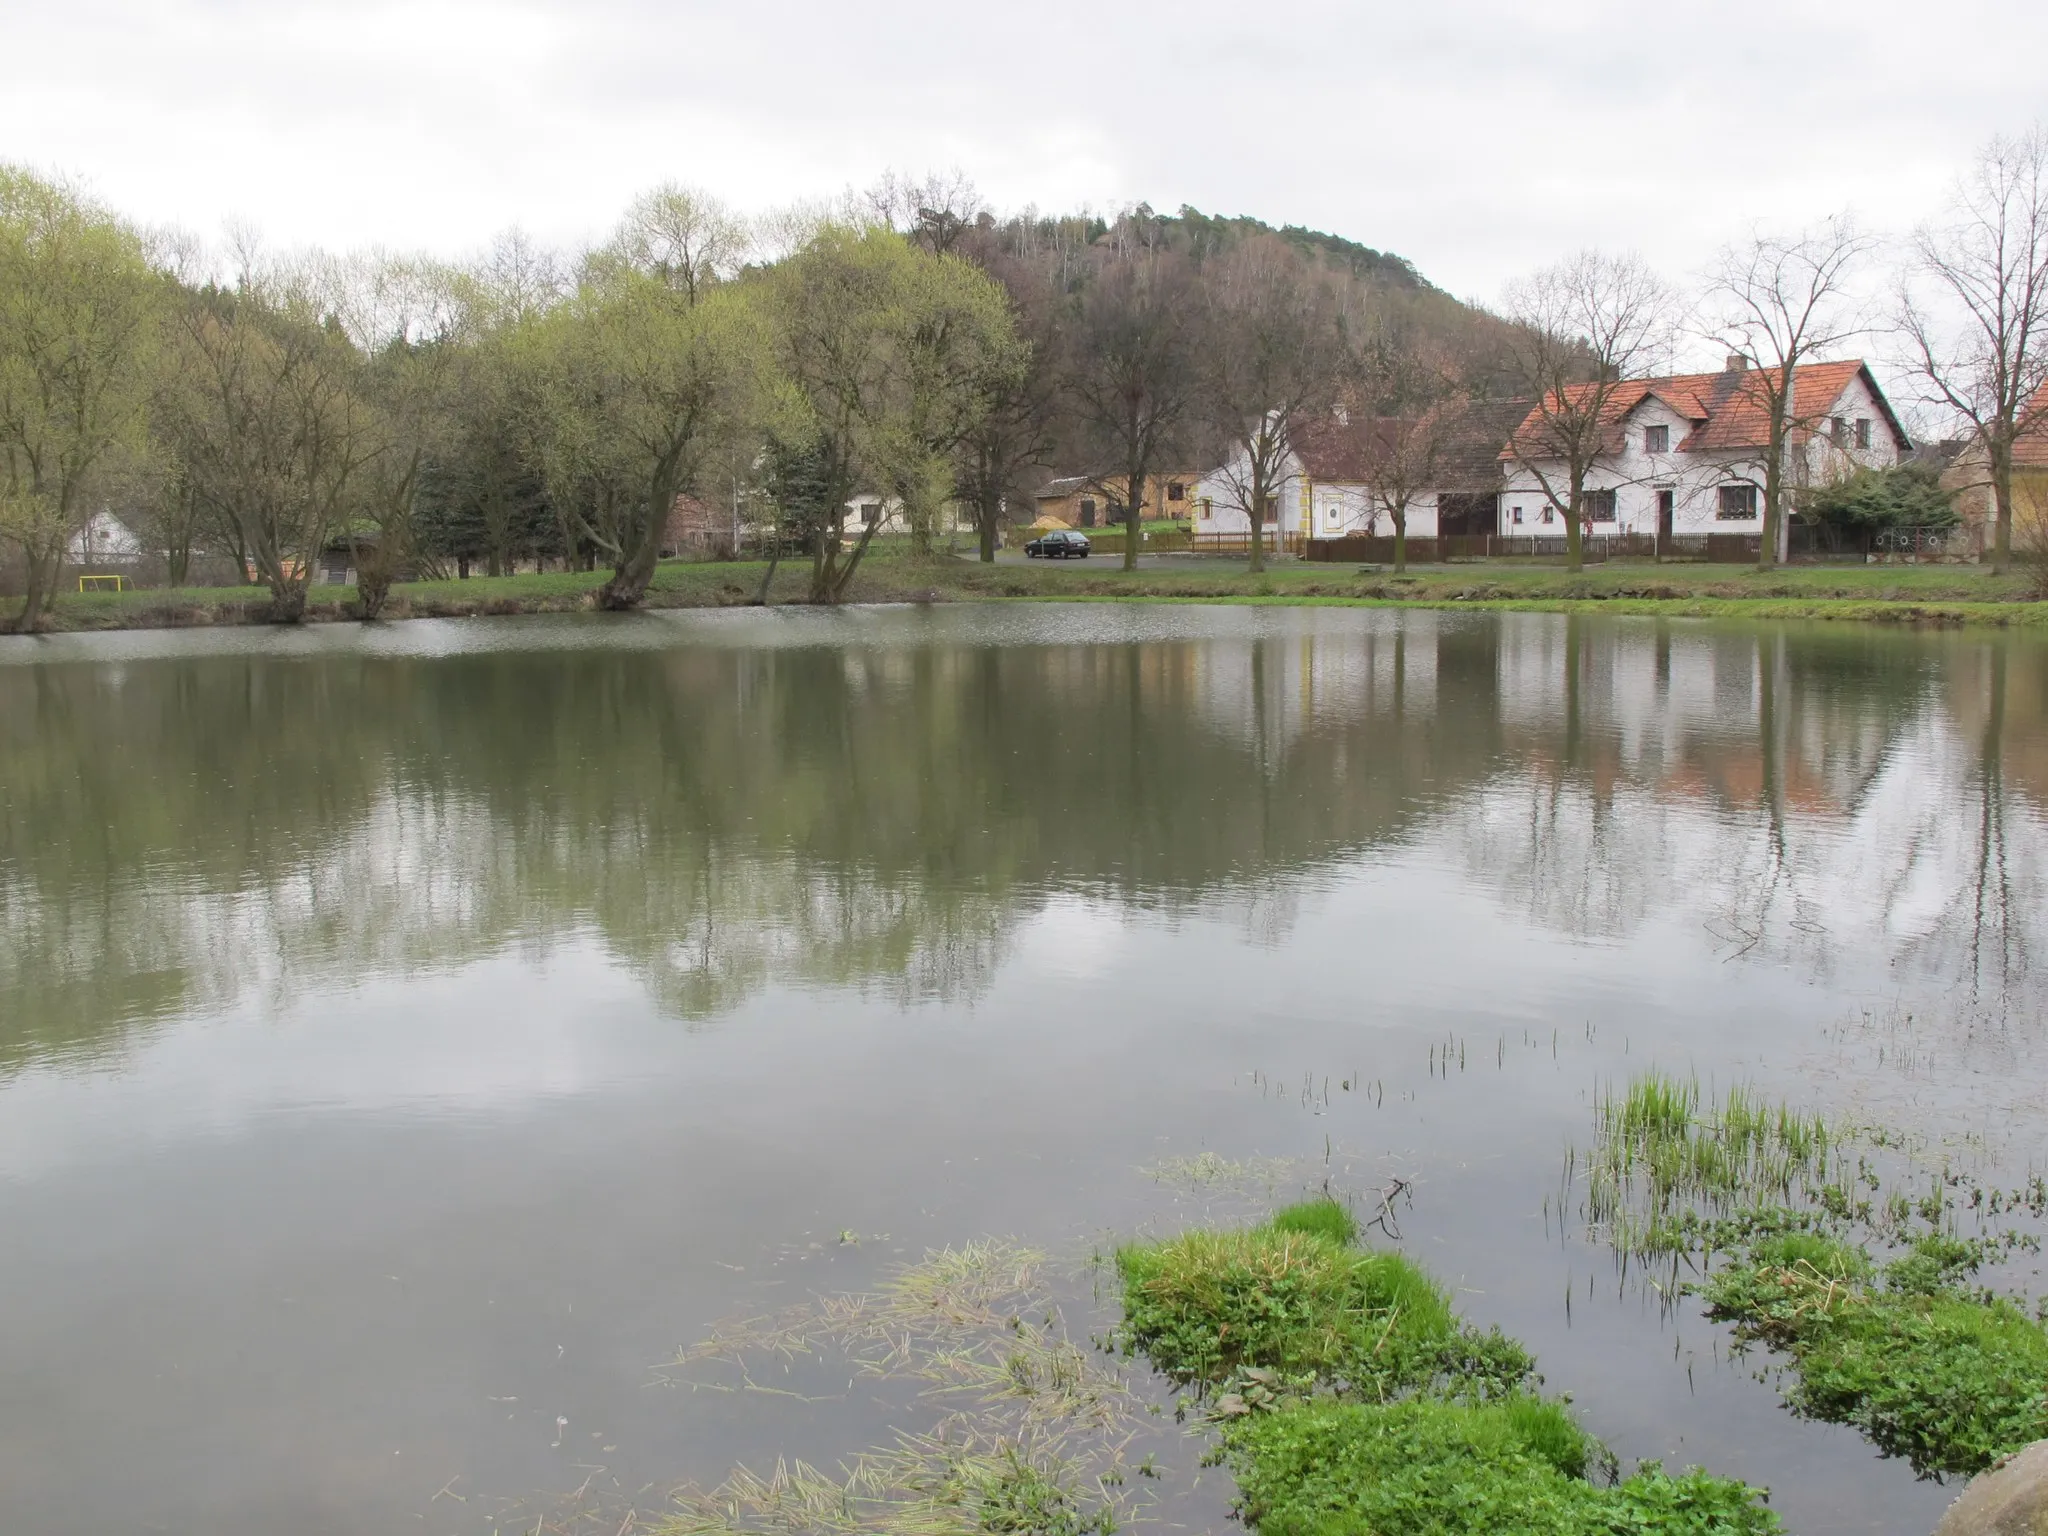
(1, 604), (2043, 1536)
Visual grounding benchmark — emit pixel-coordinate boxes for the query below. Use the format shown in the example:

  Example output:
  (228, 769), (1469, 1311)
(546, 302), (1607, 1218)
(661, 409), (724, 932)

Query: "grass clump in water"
(1115, 1211), (1531, 1399)
(1704, 1231), (2048, 1477)
(1582, 1073), (1839, 1259)
(1268, 1196), (1359, 1245)
(1224, 1398), (1780, 1536)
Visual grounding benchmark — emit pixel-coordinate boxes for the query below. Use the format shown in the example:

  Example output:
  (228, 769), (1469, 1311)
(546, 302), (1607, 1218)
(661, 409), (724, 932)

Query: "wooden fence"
(1304, 526), (1975, 565)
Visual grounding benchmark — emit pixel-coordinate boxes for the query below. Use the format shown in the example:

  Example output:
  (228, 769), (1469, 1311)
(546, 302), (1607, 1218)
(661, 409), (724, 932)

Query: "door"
(1656, 488), (1675, 543)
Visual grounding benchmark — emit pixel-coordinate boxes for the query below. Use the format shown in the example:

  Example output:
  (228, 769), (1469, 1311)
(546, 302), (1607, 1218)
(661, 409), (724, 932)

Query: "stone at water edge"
(1934, 1441), (2048, 1536)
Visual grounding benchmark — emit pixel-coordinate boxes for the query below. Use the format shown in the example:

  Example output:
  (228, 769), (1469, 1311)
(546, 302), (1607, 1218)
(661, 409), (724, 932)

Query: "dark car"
(1024, 529), (1091, 559)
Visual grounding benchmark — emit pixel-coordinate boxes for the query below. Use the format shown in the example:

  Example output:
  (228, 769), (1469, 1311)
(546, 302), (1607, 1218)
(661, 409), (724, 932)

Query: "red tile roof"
(2016, 379), (2048, 470)
(1503, 360), (1908, 461)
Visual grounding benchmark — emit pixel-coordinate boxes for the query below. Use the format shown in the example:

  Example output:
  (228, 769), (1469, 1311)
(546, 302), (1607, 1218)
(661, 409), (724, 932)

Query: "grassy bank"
(17, 549), (2048, 634)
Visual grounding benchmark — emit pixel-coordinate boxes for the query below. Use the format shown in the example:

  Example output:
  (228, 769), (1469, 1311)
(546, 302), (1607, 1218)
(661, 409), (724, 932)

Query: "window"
(1855, 418), (1872, 450)
(1644, 424), (1669, 454)
(1717, 482), (1758, 520)
(1830, 416), (1847, 447)
(1510, 505), (1524, 524)
(1583, 489), (1617, 523)
(860, 503), (881, 527)
(1166, 481), (1185, 502)
(1539, 506), (1555, 525)
(1200, 497), (1212, 521)
(1260, 496), (1277, 525)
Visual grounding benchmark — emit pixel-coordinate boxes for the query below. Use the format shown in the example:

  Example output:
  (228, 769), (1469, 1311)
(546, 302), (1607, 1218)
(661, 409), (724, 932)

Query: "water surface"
(2, 604), (2044, 1535)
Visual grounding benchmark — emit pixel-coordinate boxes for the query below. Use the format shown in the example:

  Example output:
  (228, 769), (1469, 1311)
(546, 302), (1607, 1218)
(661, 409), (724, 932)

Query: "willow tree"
(765, 225), (1017, 602)
(0, 167), (160, 628)
(521, 237), (766, 610)
(165, 269), (369, 621)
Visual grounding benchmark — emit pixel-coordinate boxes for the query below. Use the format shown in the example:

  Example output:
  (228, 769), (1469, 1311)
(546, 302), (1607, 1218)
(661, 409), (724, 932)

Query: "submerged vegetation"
(658, 1240), (1145, 1536)
(1573, 1071), (2048, 1479)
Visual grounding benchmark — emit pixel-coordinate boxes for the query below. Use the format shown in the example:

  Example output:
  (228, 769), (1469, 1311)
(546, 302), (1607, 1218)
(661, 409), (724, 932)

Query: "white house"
(841, 494), (976, 537)
(66, 511), (145, 566)
(1498, 359), (1908, 549)
(1194, 400), (1534, 542)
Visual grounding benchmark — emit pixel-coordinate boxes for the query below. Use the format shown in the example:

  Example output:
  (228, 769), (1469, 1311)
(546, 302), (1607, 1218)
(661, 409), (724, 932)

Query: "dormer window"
(1644, 425), (1669, 454)
(1855, 419), (1871, 450)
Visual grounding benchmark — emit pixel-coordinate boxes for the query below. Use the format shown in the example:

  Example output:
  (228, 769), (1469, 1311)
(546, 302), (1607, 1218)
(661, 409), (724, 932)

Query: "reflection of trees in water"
(0, 627), (1495, 1064)
(3, 617), (2044, 1068)
(1450, 620), (2048, 1010)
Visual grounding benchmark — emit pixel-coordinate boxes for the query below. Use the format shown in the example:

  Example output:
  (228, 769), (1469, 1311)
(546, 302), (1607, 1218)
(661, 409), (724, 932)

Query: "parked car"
(1025, 529), (1091, 559)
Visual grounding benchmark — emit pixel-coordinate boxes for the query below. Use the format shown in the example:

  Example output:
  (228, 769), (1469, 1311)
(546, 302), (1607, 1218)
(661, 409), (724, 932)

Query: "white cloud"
(2, 0), (2044, 301)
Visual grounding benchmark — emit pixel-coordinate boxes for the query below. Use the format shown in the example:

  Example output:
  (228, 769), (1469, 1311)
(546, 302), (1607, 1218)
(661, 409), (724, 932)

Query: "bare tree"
(864, 169), (988, 256)
(953, 236), (1062, 562)
(1501, 251), (1674, 572)
(1201, 236), (1346, 572)
(1901, 124), (2048, 574)
(1065, 228), (1201, 572)
(1708, 215), (1875, 567)
(1348, 318), (1462, 573)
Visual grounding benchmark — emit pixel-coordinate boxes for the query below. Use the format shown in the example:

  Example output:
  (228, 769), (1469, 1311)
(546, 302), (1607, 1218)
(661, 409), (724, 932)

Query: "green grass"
(1224, 1398), (1780, 1536)
(1268, 1196), (1359, 1246)
(19, 547), (2048, 633)
(1703, 1232), (2048, 1476)
(1115, 1205), (1777, 1534)
(1581, 1074), (1841, 1259)
(1114, 1222), (1512, 1396)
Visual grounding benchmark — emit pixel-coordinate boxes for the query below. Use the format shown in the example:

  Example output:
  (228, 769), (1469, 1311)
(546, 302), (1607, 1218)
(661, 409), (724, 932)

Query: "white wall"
(1500, 374), (1900, 538)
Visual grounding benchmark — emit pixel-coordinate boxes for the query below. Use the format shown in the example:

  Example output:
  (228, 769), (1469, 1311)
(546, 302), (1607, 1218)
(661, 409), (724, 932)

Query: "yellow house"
(1033, 473), (1200, 530)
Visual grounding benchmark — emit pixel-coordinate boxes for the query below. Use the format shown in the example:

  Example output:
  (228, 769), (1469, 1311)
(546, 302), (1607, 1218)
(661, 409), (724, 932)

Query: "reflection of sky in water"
(0, 607), (2044, 1536)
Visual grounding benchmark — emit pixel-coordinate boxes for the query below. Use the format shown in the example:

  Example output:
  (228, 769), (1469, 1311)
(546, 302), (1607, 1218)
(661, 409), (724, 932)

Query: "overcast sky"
(4, 0), (2044, 307)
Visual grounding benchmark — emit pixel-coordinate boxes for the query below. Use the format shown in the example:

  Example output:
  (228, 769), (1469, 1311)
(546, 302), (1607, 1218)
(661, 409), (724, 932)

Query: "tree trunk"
(1122, 473), (1142, 572)
(1991, 444), (2013, 574)
(978, 492), (999, 562)
(753, 538), (782, 605)
(266, 575), (308, 623)
(814, 512), (884, 604)
(597, 497), (668, 611)
(1248, 487), (1266, 575)
(1393, 510), (1407, 575)
(15, 544), (56, 631)
(1758, 438), (1784, 570)
(1564, 478), (1584, 573)
(356, 568), (392, 620)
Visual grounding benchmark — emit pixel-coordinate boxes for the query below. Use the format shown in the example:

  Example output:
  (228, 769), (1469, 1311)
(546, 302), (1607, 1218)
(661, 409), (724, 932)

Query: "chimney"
(1724, 353), (1750, 373)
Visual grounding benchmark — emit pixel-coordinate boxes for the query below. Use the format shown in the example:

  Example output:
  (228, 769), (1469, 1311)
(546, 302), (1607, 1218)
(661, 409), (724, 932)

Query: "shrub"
(1799, 463), (1957, 534)
(1225, 1399), (1780, 1536)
